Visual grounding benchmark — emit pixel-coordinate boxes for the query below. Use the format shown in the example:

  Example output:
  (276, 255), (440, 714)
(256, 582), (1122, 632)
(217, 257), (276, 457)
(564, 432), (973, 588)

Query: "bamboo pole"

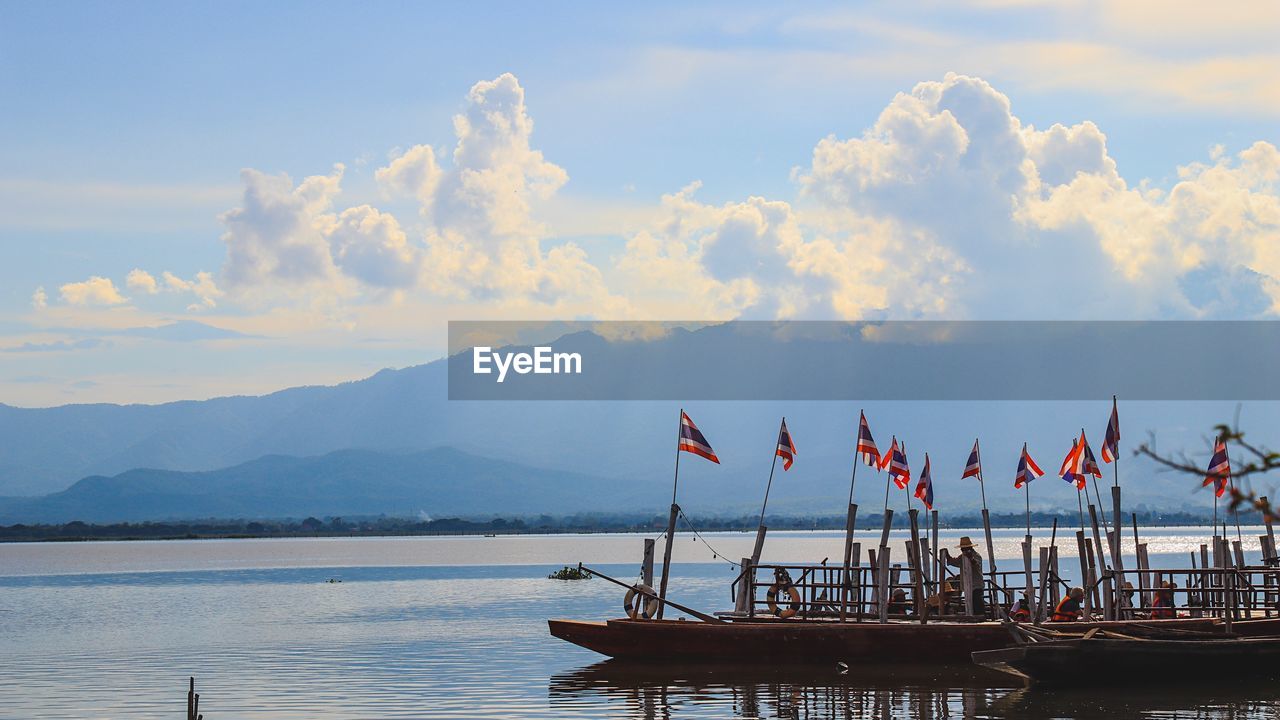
(1076, 531), (1093, 618)
(657, 409), (683, 620)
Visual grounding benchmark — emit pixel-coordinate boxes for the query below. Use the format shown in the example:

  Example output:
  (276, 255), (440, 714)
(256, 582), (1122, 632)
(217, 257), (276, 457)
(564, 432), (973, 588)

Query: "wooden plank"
(878, 547), (892, 623)
(908, 509), (926, 621)
(1023, 535), (1035, 614)
(734, 557), (752, 614)
(840, 503), (857, 622)
(750, 525), (768, 565)
(1076, 531), (1093, 618)
(1088, 504), (1113, 620)
(1264, 496), (1276, 565)
(1050, 545), (1062, 608)
(656, 503), (679, 620)
(879, 509), (894, 550)
(1136, 542), (1150, 610)
(1035, 546), (1050, 624)
(961, 552), (976, 617)
(981, 507), (997, 615)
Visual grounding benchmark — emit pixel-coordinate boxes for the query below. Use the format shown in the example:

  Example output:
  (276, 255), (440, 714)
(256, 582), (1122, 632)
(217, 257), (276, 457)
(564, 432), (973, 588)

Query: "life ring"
(624, 584), (659, 619)
(767, 581), (802, 619)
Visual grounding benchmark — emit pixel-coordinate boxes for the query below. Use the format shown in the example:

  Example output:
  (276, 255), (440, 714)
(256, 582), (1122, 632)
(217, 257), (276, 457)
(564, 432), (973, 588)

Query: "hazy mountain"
(0, 447), (643, 524)
(0, 323), (1269, 518)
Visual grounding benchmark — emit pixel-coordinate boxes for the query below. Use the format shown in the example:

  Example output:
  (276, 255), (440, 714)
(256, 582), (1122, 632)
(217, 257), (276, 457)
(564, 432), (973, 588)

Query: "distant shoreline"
(0, 509), (1260, 543)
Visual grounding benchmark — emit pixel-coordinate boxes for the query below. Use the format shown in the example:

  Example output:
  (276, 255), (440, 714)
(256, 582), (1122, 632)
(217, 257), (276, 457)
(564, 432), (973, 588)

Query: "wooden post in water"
(840, 503), (858, 622)
(750, 525), (768, 566)
(981, 508), (997, 618)
(1075, 531), (1093, 618)
(187, 677), (202, 720)
(849, 542), (862, 620)
(657, 502), (679, 620)
(931, 510), (940, 606)
(1111, 486), (1126, 592)
(868, 548), (880, 613)
(960, 553), (975, 617)
(908, 509), (926, 622)
(879, 509), (894, 551)
(877, 547), (892, 623)
(1049, 545), (1061, 609)
(1087, 504), (1113, 620)
(1022, 535), (1034, 616)
(1035, 546), (1050, 624)
(642, 538), (655, 588)
(1199, 544), (1210, 618)
(1263, 496), (1276, 566)
(735, 556), (752, 614)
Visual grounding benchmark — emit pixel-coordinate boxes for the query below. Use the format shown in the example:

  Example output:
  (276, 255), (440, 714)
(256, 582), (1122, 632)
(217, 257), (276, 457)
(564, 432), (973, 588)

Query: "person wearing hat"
(1051, 586), (1086, 622)
(941, 536), (985, 615)
(1150, 580), (1177, 619)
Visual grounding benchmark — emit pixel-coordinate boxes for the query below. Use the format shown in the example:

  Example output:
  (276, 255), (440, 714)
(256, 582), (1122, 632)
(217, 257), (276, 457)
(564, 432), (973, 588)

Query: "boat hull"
(974, 635), (1280, 686)
(548, 616), (1264, 663)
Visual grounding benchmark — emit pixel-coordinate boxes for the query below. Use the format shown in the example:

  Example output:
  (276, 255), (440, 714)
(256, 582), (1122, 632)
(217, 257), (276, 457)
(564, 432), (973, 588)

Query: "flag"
(1059, 438), (1085, 490)
(1101, 397), (1120, 464)
(1015, 443), (1043, 489)
(882, 438), (911, 489)
(1204, 436), (1230, 498)
(678, 411), (720, 464)
(962, 438), (982, 480)
(856, 411), (881, 468)
(1080, 432), (1102, 478)
(915, 452), (935, 510)
(776, 419), (797, 471)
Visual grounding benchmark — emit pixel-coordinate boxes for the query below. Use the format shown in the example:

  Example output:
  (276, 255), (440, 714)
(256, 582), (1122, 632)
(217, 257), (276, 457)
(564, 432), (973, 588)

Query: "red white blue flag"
(962, 438), (982, 480)
(1101, 397), (1120, 464)
(880, 437), (911, 489)
(856, 411), (881, 468)
(915, 452), (935, 510)
(1015, 443), (1044, 489)
(1204, 436), (1230, 498)
(776, 418), (797, 471)
(1059, 438), (1085, 490)
(678, 410), (720, 464)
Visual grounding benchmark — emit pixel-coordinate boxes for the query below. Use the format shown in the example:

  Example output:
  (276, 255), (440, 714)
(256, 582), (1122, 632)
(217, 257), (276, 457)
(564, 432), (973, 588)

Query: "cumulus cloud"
(161, 270), (223, 310)
(59, 276), (126, 306)
(126, 268), (159, 294)
(31, 286), (47, 310)
(219, 164), (347, 295)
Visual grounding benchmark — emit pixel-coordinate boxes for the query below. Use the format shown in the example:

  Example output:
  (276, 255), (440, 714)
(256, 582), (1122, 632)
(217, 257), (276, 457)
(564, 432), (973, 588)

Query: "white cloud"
(219, 164), (348, 296)
(59, 276), (126, 306)
(126, 268), (159, 294)
(323, 205), (420, 289)
(161, 270), (224, 310)
(375, 144), (440, 206)
(31, 286), (47, 310)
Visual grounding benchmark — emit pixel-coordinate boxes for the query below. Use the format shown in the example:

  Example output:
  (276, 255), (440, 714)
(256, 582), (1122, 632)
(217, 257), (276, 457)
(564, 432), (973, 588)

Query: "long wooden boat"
(973, 631), (1280, 686)
(549, 616), (1280, 664)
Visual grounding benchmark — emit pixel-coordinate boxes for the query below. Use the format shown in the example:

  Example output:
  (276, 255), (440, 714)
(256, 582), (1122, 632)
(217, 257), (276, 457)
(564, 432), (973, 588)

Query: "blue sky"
(2, 1), (1279, 406)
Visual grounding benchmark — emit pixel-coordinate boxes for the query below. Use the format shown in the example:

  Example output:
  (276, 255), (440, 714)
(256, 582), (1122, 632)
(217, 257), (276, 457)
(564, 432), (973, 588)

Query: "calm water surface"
(2, 528), (1278, 718)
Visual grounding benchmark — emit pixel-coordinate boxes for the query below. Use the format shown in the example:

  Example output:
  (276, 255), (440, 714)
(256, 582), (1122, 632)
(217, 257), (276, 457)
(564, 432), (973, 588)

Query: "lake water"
(3, 527), (1279, 718)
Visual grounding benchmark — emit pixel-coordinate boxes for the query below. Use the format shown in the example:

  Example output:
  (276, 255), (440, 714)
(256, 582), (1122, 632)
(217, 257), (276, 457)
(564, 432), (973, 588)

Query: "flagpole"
(657, 408), (684, 619)
(903, 441), (913, 513)
(1025, 479), (1032, 537)
(882, 437), (894, 516)
(757, 418), (783, 528)
(1227, 444), (1244, 547)
(848, 412), (861, 506)
(1112, 396), (1120, 490)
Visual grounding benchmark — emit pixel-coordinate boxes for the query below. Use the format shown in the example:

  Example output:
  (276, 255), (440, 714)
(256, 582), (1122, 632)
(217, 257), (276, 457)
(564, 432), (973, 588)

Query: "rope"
(676, 508), (742, 569)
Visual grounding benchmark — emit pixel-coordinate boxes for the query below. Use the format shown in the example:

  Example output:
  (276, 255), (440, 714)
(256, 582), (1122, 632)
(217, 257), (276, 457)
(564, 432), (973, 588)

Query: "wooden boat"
(973, 624), (1280, 686)
(549, 615), (1270, 664)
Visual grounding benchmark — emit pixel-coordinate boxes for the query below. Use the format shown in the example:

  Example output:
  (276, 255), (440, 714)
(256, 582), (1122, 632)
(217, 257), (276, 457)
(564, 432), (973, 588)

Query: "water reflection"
(551, 661), (1017, 719)
(551, 661), (1280, 719)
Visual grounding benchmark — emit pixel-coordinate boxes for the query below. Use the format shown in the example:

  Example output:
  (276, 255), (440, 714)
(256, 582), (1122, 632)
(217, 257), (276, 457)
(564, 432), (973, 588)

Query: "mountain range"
(1, 323), (1270, 523)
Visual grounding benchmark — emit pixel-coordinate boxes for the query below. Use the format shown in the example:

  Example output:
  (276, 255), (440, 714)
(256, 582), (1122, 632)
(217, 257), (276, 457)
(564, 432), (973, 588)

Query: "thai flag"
(1204, 437), (1230, 498)
(856, 411), (881, 468)
(1015, 443), (1043, 489)
(1059, 438), (1085, 490)
(1080, 432), (1102, 478)
(776, 419), (797, 471)
(915, 452), (935, 510)
(962, 438), (982, 480)
(678, 410), (720, 464)
(880, 437), (910, 489)
(1101, 397), (1120, 464)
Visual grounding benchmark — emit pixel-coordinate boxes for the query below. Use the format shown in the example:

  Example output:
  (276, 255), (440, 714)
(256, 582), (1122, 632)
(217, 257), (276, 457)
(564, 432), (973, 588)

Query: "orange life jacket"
(1051, 596), (1082, 622)
(1150, 591), (1175, 619)
(1010, 608), (1031, 621)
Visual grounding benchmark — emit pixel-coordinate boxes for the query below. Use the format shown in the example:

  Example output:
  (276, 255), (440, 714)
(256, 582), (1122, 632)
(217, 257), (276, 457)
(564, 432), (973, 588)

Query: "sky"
(1, 0), (1279, 407)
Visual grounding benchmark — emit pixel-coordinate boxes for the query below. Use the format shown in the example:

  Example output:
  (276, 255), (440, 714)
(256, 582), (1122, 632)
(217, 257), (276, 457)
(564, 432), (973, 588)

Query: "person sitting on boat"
(888, 588), (912, 616)
(1008, 594), (1032, 622)
(941, 537), (985, 614)
(1150, 581), (1177, 619)
(1050, 586), (1086, 622)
